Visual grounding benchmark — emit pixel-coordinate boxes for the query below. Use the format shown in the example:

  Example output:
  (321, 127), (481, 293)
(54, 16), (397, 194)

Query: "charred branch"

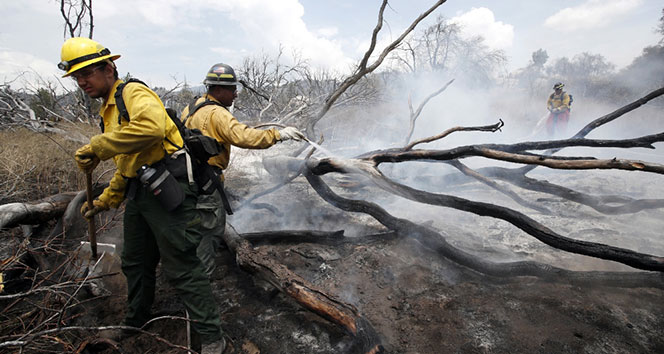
(241, 230), (345, 245)
(308, 0), (447, 136)
(467, 166), (664, 214)
(241, 230), (400, 246)
(359, 144), (664, 175)
(405, 117), (503, 151)
(364, 133), (664, 165)
(405, 79), (456, 145)
(222, 224), (384, 352)
(304, 157), (664, 272)
(446, 160), (551, 214)
(303, 170), (664, 287)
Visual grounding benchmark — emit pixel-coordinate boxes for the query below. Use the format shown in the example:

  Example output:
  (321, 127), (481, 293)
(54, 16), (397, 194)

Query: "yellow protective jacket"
(547, 91), (570, 113)
(181, 94), (280, 173)
(90, 79), (183, 208)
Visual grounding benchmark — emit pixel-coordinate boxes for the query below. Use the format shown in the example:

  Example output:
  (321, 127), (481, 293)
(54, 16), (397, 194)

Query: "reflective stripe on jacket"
(90, 79), (183, 207)
(181, 94), (280, 171)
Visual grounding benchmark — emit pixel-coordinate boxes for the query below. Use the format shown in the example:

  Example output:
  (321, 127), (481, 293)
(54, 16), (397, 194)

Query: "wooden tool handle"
(86, 172), (98, 259)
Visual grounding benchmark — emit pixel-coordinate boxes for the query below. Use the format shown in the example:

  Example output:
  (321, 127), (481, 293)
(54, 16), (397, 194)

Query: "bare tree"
(391, 15), (507, 87)
(236, 46), (310, 125)
(546, 52), (615, 98)
(658, 8), (664, 43)
(514, 49), (549, 98)
(59, 0), (94, 39)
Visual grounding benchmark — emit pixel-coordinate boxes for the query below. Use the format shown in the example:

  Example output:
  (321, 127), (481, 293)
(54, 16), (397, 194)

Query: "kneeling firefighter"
(60, 37), (226, 353)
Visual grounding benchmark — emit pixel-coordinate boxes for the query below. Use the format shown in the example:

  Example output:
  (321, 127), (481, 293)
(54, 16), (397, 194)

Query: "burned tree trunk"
(0, 192), (78, 230)
(222, 224), (384, 353)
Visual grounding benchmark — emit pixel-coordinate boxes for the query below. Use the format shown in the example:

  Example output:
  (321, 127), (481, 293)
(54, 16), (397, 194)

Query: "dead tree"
(60, 0), (94, 39)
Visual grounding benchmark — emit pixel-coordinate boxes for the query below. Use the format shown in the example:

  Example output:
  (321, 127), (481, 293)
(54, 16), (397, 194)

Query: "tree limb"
(303, 169), (664, 286)
(304, 157), (664, 272)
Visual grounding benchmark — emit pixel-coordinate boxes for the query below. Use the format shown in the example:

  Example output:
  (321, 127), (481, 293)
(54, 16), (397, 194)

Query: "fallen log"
(0, 192), (78, 229)
(303, 170), (664, 288)
(222, 224), (384, 353)
(305, 157), (664, 272)
(241, 230), (345, 245)
(241, 230), (399, 246)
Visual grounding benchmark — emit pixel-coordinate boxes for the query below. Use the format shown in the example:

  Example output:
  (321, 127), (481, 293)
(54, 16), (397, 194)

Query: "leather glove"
(80, 199), (109, 219)
(278, 127), (305, 142)
(75, 144), (100, 172)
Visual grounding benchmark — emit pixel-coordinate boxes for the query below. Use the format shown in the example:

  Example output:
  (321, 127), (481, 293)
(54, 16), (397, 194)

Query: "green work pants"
(196, 188), (226, 276)
(122, 179), (222, 343)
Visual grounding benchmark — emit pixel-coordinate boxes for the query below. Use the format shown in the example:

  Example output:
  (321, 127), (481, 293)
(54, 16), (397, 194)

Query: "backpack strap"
(182, 97), (225, 125)
(113, 78), (184, 152)
(164, 108), (183, 150)
(114, 78), (149, 125)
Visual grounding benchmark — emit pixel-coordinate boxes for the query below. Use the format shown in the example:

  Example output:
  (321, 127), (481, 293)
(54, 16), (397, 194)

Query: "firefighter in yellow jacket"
(60, 37), (225, 353)
(181, 63), (304, 276)
(546, 82), (571, 137)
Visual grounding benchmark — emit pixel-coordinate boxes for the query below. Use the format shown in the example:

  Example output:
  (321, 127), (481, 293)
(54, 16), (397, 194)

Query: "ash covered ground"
(82, 147), (664, 354)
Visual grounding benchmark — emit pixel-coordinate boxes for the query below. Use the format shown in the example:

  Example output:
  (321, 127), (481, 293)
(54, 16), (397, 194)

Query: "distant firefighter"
(546, 82), (572, 137)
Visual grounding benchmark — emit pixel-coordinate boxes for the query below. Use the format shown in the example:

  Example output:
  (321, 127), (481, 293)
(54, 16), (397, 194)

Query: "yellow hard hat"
(58, 37), (120, 77)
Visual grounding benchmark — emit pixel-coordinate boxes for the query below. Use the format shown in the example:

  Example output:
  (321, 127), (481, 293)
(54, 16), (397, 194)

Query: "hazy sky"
(0, 0), (661, 90)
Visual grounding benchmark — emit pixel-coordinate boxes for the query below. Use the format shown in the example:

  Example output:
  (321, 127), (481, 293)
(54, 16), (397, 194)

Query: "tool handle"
(85, 172), (98, 259)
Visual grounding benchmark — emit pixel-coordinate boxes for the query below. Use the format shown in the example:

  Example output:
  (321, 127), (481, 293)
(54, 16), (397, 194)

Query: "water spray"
(253, 122), (336, 158)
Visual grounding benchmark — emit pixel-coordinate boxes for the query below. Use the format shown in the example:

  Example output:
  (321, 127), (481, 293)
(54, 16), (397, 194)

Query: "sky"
(0, 0), (661, 90)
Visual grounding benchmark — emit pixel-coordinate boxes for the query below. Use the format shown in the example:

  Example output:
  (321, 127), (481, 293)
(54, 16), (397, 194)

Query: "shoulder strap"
(182, 97), (224, 125)
(164, 107), (184, 150)
(115, 78), (149, 125)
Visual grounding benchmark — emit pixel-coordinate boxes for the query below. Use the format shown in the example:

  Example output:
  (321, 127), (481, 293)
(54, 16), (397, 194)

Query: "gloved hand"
(278, 127), (305, 142)
(80, 199), (109, 219)
(75, 144), (100, 172)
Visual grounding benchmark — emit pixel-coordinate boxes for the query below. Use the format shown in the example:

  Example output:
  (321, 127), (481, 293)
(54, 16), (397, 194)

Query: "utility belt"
(126, 150), (233, 214)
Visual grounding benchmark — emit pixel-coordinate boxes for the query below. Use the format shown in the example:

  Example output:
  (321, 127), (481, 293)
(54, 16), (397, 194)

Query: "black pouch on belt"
(136, 161), (185, 211)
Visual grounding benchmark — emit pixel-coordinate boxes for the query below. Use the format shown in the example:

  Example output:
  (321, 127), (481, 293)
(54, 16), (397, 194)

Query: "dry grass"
(0, 124), (113, 204)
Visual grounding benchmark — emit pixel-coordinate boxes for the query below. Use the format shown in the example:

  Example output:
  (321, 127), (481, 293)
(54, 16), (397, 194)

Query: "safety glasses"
(70, 65), (103, 82)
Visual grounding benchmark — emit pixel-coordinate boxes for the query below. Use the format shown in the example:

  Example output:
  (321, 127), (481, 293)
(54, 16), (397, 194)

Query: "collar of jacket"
(99, 79), (124, 114)
(203, 93), (229, 108)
